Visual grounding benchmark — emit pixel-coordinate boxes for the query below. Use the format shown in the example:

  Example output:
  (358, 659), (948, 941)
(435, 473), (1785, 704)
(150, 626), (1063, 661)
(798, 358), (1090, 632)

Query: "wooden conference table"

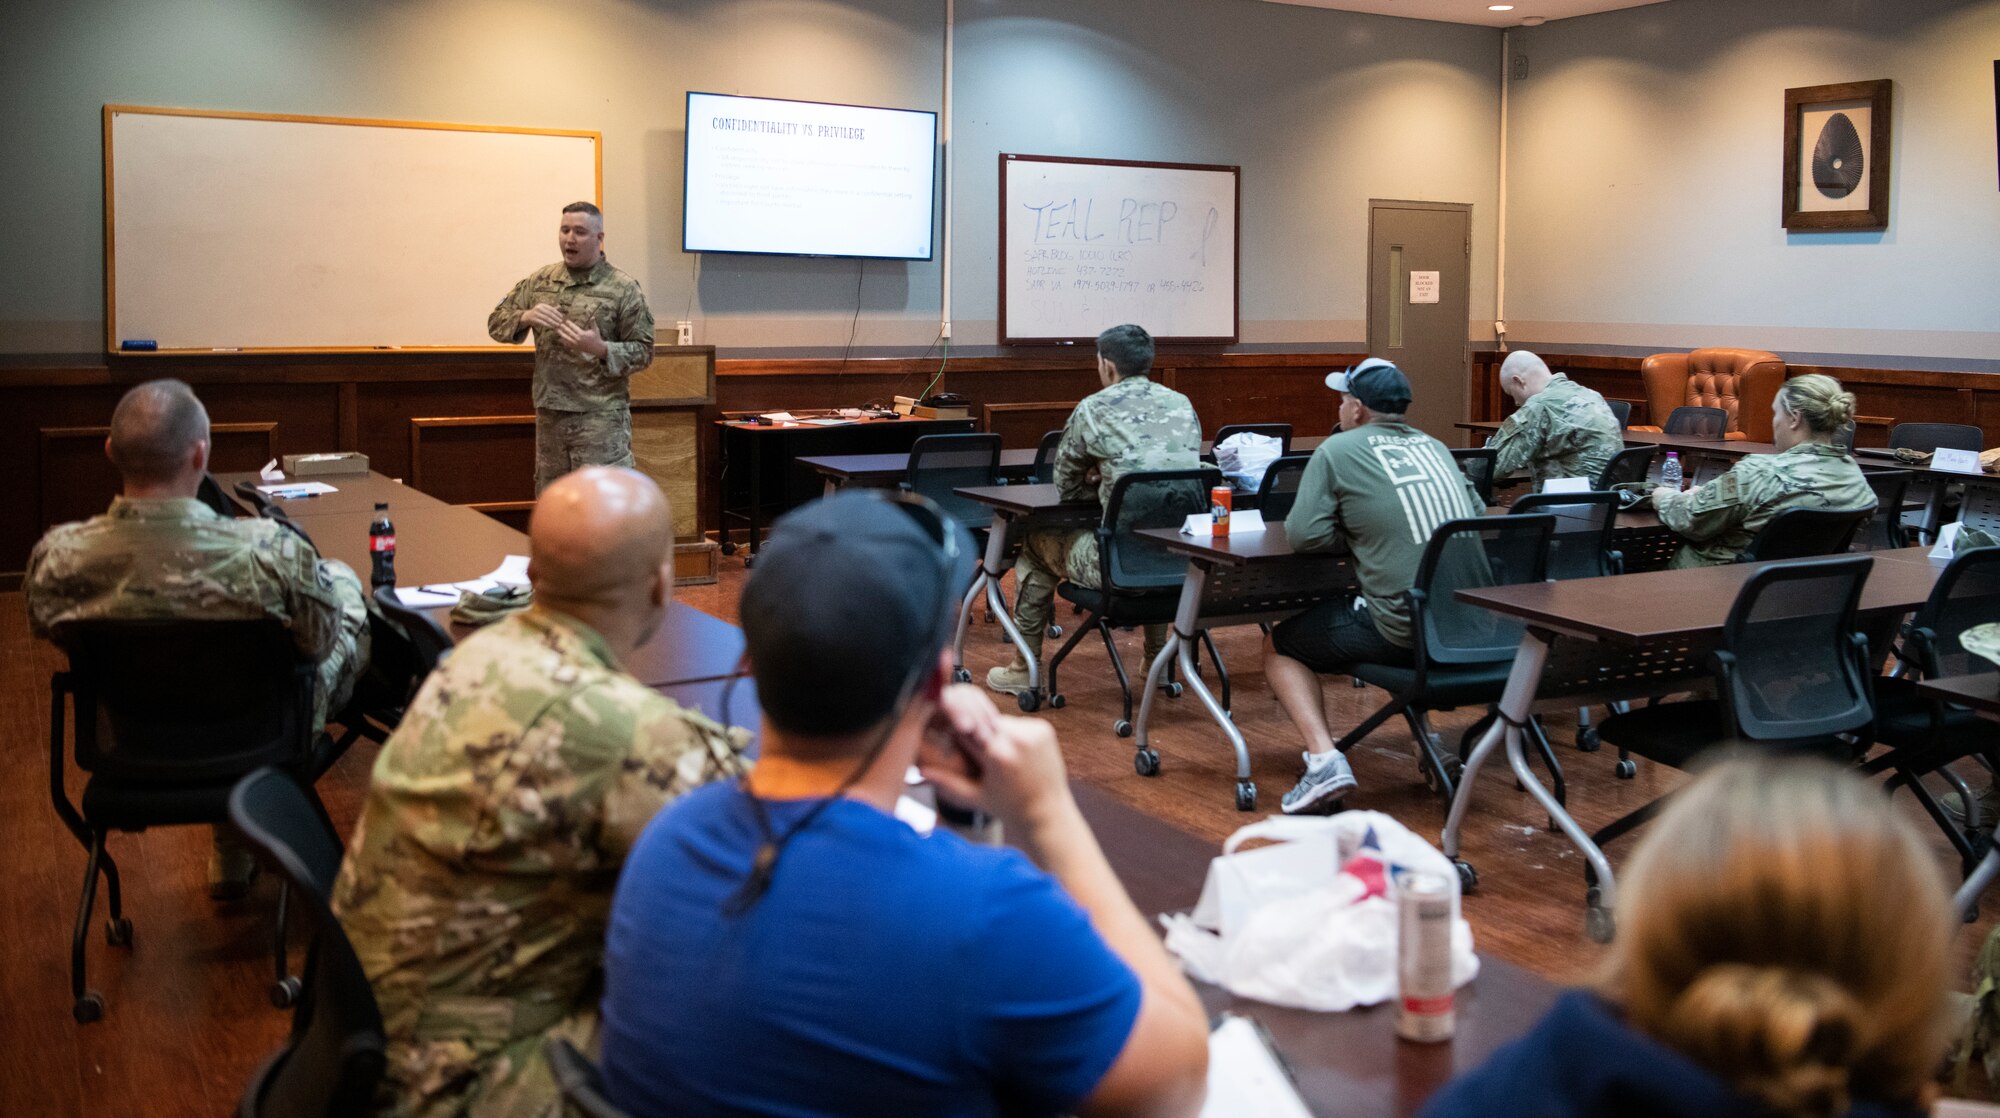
(216, 469), (745, 687)
(1456, 420), (1781, 460)
(804, 435), (1331, 495)
(1442, 546), (1947, 940)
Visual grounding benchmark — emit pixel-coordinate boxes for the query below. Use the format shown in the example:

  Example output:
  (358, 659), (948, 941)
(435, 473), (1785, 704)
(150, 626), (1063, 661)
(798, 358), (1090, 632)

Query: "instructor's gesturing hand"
(555, 319), (609, 360)
(522, 302), (565, 331)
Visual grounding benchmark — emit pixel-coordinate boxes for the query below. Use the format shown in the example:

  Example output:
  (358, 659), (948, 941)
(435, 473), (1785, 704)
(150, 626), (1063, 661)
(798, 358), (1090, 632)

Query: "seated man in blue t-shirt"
(600, 489), (1209, 1118)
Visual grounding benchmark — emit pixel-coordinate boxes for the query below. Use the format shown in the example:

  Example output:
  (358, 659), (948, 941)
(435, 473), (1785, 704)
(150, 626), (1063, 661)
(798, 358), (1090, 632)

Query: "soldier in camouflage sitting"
(1486, 350), (1624, 491)
(1652, 373), (1874, 568)
(25, 378), (369, 899)
(333, 467), (748, 1118)
(986, 323), (1202, 699)
(488, 201), (656, 494)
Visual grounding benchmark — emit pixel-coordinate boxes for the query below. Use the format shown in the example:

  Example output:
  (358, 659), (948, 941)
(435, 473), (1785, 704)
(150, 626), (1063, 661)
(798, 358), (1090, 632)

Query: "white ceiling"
(1259, 0), (1673, 29)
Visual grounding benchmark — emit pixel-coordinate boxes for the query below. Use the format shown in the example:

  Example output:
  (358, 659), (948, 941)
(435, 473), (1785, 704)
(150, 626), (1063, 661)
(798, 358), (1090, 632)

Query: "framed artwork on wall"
(1781, 79), (1892, 231)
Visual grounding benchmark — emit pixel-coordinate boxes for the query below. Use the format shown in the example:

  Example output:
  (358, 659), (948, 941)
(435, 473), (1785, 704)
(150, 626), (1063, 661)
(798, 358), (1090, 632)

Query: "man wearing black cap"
(1263, 359), (1483, 814)
(598, 490), (1210, 1118)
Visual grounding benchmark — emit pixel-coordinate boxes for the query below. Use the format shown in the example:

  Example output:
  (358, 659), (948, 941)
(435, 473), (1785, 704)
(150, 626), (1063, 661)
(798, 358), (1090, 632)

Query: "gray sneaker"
(1943, 782), (2000, 831)
(1282, 751), (1357, 815)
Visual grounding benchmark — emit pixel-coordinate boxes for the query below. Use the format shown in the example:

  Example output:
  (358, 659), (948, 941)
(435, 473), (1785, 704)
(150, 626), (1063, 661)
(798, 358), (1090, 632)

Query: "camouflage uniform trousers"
(535, 407), (633, 494)
(1010, 527), (1167, 667)
(379, 999), (595, 1118)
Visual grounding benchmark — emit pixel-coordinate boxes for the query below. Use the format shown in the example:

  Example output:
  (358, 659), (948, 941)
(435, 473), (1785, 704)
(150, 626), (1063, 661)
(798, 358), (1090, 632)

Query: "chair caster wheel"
(1114, 719), (1133, 738)
(105, 918), (133, 947)
(1134, 749), (1160, 777)
(1049, 624), (1064, 639)
(1016, 691), (1040, 713)
(1234, 782), (1258, 812)
(742, 554), (755, 569)
(1455, 860), (1479, 894)
(1615, 759), (1637, 779)
(1576, 727), (1601, 753)
(1049, 693), (1066, 709)
(1161, 682), (1183, 699)
(73, 992), (104, 1024)
(952, 667), (971, 684)
(1586, 906), (1616, 944)
(270, 976), (301, 1009)
(720, 541), (737, 556)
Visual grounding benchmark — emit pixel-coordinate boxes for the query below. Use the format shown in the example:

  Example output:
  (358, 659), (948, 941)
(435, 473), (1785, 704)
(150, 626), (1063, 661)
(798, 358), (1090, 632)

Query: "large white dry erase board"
(999, 153), (1239, 345)
(105, 105), (600, 353)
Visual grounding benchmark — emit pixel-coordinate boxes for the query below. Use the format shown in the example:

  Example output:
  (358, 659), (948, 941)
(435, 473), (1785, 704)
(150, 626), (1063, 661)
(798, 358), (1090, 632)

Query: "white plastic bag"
(1213, 432), (1283, 493)
(1161, 811), (1480, 1012)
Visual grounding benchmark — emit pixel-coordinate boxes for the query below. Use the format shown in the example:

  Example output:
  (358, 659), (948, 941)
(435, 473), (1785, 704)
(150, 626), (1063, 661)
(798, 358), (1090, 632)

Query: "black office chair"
(1450, 448), (1499, 506)
(49, 619), (324, 1022)
(326, 587), (455, 757)
(1892, 422), (1983, 543)
(1595, 445), (1655, 491)
(1030, 429), (1064, 484)
(1961, 478), (2000, 539)
(1606, 400), (1632, 431)
(1855, 469), (1913, 550)
(1661, 406), (1729, 440)
(1251, 454), (1312, 520)
(1591, 555), (1876, 858)
(902, 433), (1004, 539)
(1864, 547), (2000, 875)
(1047, 467), (1226, 739)
(231, 769), (386, 1118)
(1211, 423), (1293, 456)
(1332, 515), (1558, 805)
(1735, 505), (1873, 563)
(1831, 420), (1857, 451)
(547, 1037), (632, 1118)
(1687, 453), (1732, 487)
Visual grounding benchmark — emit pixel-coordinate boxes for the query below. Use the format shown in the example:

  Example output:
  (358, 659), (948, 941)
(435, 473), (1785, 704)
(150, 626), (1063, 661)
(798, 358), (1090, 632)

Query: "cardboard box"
(282, 452), (370, 477)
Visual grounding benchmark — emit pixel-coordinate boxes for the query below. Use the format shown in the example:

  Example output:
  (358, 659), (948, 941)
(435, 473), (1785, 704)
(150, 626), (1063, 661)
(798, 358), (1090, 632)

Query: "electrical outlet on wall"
(675, 320), (693, 346)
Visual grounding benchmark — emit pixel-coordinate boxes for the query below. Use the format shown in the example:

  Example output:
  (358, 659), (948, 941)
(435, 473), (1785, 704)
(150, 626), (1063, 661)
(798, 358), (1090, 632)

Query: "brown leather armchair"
(1631, 348), (1786, 442)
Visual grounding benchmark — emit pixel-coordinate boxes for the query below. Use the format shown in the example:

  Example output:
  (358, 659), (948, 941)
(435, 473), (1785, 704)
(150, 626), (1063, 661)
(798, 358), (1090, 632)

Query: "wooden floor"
(3, 565), (1995, 1115)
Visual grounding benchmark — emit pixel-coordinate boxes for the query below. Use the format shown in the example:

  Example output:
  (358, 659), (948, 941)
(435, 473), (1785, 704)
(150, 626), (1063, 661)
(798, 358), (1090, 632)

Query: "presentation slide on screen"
(684, 93), (937, 260)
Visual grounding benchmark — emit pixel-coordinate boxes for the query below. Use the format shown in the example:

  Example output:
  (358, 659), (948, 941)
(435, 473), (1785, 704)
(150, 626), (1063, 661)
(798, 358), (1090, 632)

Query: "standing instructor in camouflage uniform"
(986, 324), (1202, 699)
(1486, 350), (1624, 491)
(488, 202), (656, 493)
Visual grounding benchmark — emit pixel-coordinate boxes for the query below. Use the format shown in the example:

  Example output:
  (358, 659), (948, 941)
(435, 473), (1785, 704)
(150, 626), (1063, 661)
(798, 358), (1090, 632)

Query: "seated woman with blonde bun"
(1420, 755), (1954, 1118)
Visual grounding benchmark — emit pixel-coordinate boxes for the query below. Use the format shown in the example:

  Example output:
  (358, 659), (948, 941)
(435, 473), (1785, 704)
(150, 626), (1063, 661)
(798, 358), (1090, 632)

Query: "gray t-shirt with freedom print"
(1284, 422), (1484, 647)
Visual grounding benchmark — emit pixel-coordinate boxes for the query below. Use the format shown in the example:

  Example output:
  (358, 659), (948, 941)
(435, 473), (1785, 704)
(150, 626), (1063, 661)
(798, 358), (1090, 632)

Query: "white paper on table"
(393, 585), (461, 608)
(893, 794), (938, 836)
(1932, 448), (1984, 476)
(1932, 522), (1964, 560)
(1542, 476), (1592, 494)
(255, 481), (338, 497)
(760, 411), (801, 423)
(480, 555), (531, 587)
(1934, 1100), (2000, 1117)
(803, 417), (856, 426)
(1180, 509), (1267, 537)
(259, 458), (285, 482)
(1200, 1016), (1312, 1118)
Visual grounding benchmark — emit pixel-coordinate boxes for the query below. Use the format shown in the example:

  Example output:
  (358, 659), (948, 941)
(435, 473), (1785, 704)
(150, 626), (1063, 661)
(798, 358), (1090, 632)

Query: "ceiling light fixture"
(1488, 4), (1514, 9)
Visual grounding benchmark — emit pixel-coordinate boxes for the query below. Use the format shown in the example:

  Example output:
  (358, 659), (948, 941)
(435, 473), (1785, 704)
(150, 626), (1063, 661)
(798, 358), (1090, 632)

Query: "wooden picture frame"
(1781, 79), (1892, 231)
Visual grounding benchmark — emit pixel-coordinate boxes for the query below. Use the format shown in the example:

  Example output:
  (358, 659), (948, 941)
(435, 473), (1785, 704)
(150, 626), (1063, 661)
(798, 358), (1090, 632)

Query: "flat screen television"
(683, 92), (938, 260)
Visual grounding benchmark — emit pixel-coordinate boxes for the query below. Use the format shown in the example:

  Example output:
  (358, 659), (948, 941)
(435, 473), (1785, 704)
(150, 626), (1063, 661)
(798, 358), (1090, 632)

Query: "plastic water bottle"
(1659, 451), (1683, 493)
(369, 502), (397, 589)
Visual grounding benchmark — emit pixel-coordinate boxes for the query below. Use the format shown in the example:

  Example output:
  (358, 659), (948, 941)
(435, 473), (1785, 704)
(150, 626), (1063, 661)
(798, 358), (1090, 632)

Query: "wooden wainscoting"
(981, 401), (1077, 448)
(36, 421), (277, 530)
(408, 415), (536, 508)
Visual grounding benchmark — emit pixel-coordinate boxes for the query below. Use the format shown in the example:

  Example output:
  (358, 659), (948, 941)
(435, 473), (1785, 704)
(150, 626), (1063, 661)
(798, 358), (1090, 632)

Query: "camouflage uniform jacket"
(333, 607), (748, 1118)
(1054, 374), (1203, 507)
(1657, 442), (1875, 568)
(1488, 374), (1624, 490)
(23, 495), (366, 726)
(487, 258), (655, 413)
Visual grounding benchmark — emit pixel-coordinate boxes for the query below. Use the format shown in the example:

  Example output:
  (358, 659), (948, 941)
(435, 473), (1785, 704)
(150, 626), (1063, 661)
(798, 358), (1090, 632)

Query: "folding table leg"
(1956, 848), (2000, 922)
(1133, 564), (1254, 809)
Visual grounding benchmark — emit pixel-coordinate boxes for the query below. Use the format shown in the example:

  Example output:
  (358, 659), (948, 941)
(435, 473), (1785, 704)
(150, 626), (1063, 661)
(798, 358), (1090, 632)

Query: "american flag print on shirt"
(1372, 439), (1475, 544)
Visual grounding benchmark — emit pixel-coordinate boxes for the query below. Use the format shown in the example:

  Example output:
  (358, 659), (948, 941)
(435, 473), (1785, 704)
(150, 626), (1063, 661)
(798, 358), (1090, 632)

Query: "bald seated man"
(334, 467), (750, 1118)
(1486, 350), (1623, 491)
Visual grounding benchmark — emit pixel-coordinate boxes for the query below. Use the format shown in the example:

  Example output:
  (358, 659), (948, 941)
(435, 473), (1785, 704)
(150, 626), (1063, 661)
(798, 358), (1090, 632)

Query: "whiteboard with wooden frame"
(103, 104), (601, 354)
(998, 153), (1239, 346)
